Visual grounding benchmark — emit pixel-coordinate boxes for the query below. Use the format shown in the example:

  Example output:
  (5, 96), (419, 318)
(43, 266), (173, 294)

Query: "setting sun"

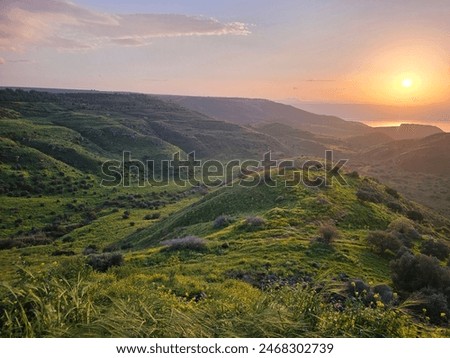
(402, 78), (413, 88)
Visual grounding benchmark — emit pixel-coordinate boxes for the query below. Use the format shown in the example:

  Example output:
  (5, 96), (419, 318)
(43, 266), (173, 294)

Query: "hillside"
(373, 124), (443, 140)
(1, 162), (450, 337)
(0, 89), (288, 164)
(361, 133), (450, 176)
(1, 89), (450, 338)
(160, 95), (373, 138)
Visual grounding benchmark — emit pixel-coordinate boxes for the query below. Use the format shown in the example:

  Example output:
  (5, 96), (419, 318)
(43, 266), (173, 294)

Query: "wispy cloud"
(302, 79), (336, 82)
(0, 0), (250, 52)
(0, 57), (5, 64)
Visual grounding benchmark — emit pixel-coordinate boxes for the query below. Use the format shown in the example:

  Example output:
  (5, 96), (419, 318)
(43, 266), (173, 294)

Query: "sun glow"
(358, 42), (449, 104)
(401, 78), (413, 88)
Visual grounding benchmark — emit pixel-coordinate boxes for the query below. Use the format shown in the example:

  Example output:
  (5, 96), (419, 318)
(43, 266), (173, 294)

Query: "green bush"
(242, 216), (266, 231)
(420, 239), (450, 261)
(144, 212), (161, 220)
(366, 231), (402, 255)
(386, 201), (403, 213)
(86, 253), (124, 272)
(406, 210), (424, 222)
(213, 215), (234, 229)
(356, 188), (382, 203)
(390, 251), (450, 293)
(318, 223), (339, 245)
(388, 218), (420, 247)
(409, 288), (449, 325)
(385, 187), (400, 199)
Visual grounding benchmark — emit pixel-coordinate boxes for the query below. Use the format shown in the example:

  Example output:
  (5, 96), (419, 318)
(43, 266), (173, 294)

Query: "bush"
(390, 251), (450, 293)
(409, 288), (449, 325)
(346, 279), (371, 299)
(0, 234), (52, 250)
(213, 215), (234, 229)
(83, 244), (98, 255)
(161, 236), (207, 252)
(62, 236), (74, 243)
(420, 239), (450, 261)
(51, 250), (76, 256)
(366, 231), (402, 255)
(386, 201), (403, 213)
(144, 212), (161, 220)
(244, 216), (266, 229)
(318, 223), (339, 244)
(86, 253), (124, 272)
(0, 239), (15, 250)
(356, 188), (382, 203)
(385, 187), (400, 199)
(388, 218), (420, 247)
(347, 171), (359, 178)
(406, 210), (424, 222)
(373, 284), (394, 305)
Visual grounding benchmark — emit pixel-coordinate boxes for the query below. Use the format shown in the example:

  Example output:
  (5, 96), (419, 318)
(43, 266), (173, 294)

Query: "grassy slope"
(2, 170), (449, 337)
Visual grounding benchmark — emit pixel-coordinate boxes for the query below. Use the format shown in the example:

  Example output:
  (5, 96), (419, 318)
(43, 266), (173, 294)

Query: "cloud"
(0, 0), (250, 52)
(0, 57), (5, 64)
(4, 59), (34, 64)
(302, 79), (336, 82)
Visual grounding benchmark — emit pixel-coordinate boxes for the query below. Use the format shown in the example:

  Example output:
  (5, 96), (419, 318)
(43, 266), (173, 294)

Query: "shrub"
(388, 218), (420, 247)
(144, 212), (161, 220)
(385, 187), (400, 199)
(386, 201), (403, 213)
(62, 236), (74, 243)
(161, 236), (207, 252)
(409, 288), (449, 325)
(86, 253), (124, 272)
(366, 231), (402, 255)
(346, 279), (371, 299)
(356, 188), (382, 203)
(406, 210), (424, 222)
(83, 244), (98, 255)
(213, 215), (234, 229)
(51, 250), (76, 256)
(390, 252), (450, 293)
(122, 210), (130, 219)
(0, 239), (15, 250)
(243, 216), (266, 230)
(318, 223), (339, 244)
(373, 284), (394, 305)
(420, 239), (450, 261)
(347, 170), (359, 178)
(0, 234), (52, 250)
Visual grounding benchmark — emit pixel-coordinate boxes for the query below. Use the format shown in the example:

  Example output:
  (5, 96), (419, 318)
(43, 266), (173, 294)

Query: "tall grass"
(0, 265), (427, 338)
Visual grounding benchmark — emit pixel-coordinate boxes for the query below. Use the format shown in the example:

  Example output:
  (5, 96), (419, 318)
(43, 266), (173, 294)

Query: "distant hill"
(160, 95), (373, 138)
(361, 133), (450, 176)
(282, 99), (450, 131)
(372, 123), (443, 140)
(0, 89), (289, 165)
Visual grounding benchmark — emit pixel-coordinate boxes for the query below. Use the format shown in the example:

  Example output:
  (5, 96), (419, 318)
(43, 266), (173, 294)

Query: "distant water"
(360, 120), (450, 132)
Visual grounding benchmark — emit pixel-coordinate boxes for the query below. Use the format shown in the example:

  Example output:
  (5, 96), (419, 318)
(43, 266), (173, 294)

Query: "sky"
(0, 0), (449, 105)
